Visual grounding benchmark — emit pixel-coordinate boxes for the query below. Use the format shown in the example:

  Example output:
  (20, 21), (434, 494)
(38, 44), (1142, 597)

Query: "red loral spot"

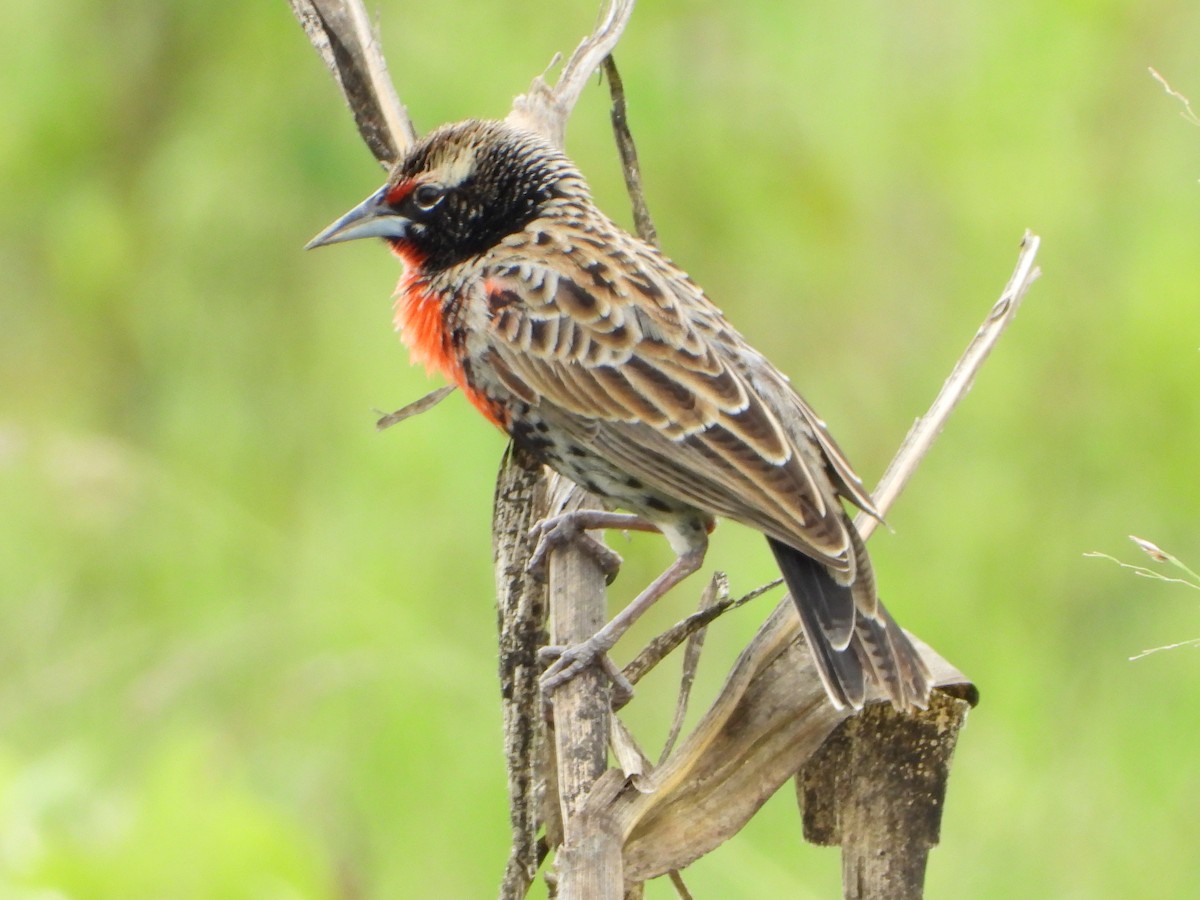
(384, 179), (415, 206)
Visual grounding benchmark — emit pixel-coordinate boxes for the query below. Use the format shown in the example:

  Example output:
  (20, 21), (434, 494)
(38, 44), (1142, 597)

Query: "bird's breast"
(393, 267), (509, 430)
(394, 274), (457, 382)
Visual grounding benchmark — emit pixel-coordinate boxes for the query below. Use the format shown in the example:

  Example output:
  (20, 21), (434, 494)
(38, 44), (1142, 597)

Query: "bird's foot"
(539, 638), (634, 706)
(527, 512), (625, 584)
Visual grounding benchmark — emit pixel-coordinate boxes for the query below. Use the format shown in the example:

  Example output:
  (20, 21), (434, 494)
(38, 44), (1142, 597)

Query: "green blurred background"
(3, 1), (1198, 896)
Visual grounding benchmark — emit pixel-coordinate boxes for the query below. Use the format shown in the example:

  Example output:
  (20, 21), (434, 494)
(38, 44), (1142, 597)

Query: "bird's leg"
(539, 538), (707, 697)
(527, 510), (661, 585)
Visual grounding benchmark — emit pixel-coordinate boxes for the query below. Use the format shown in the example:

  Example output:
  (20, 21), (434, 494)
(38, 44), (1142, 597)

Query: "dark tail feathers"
(766, 536), (932, 712)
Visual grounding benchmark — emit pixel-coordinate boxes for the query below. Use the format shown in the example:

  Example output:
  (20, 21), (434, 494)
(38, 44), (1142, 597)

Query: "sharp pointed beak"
(305, 185), (411, 250)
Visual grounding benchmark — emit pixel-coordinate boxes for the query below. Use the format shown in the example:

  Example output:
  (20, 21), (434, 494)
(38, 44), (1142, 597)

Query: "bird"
(307, 118), (933, 712)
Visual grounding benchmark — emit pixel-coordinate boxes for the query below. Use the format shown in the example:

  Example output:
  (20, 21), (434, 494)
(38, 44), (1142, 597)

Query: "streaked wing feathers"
(481, 258), (857, 571)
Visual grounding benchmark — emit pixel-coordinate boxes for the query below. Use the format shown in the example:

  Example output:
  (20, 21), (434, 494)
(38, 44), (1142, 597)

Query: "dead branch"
(507, 0), (635, 147)
(603, 56), (658, 247)
(857, 231), (1041, 540)
(541, 475), (623, 900)
(288, 0), (415, 165)
(375, 384), (456, 430)
(493, 445), (552, 898)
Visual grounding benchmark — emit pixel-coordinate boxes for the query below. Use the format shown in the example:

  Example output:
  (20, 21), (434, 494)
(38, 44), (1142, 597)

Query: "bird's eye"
(412, 183), (446, 211)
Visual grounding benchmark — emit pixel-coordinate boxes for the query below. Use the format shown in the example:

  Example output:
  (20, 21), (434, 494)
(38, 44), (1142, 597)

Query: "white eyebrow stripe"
(440, 148), (477, 188)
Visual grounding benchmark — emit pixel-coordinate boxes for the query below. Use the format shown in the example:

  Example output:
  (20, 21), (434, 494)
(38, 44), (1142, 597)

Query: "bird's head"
(307, 119), (585, 270)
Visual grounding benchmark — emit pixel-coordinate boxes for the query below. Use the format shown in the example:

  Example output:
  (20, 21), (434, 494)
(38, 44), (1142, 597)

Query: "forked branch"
(508, 0), (636, 149)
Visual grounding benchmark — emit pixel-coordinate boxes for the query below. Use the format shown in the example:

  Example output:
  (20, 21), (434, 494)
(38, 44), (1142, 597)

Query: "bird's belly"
(509, 413), (699, 524)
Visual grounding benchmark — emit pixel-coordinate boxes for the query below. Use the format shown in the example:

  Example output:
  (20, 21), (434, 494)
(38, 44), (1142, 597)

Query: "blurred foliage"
(2, 0), (1199, 896)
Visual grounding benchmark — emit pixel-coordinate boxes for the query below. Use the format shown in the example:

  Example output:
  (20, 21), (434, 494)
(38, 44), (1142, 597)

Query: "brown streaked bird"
(308, 119), (932, 712)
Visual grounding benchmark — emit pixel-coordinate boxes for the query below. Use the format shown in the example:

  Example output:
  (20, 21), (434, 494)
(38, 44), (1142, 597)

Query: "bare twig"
(288, 0), (416, 166)
(542, 475), (622, 900)
(621, 578), (780, 688)
(603, 56), (658, 247)
(658, 573), (727, 764)
(856, 231), (1041, 539)
(667, 870), (695, 899)
(375, 385), (456, 430)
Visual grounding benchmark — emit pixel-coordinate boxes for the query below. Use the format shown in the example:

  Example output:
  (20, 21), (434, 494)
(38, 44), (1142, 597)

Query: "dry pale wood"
(508, 0), (635, 147)
(493, 445), (552, 899)
(543, 473), (624, 900)
(580, 613), (973, 882)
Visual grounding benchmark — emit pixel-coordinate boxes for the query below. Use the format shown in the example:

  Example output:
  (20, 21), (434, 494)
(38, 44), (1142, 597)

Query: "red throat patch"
(390, 247), (508, 429)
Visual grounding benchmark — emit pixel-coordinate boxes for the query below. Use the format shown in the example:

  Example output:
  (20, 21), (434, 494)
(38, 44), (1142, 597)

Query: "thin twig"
(668, 870), (695, 899)
(1129, 638), (1200, 661)
(856, 231), (1041, 539)
(603, 56), (658, 247)
(658, 573), (727, 764)
(625, 232), (1041, 682)
(671, 584), (724, 718)
(622, 578), (781, 687)
(375, 385), (456, 430)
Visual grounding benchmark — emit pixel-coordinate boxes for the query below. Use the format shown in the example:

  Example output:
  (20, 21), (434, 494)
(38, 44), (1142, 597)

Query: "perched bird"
(308, 119), (932, 712)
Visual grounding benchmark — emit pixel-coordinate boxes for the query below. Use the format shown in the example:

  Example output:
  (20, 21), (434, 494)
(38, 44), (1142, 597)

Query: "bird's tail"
(766, 537), (932, 712)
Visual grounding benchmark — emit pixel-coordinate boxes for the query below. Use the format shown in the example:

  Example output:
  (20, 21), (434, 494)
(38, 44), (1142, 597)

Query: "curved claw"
(527, 514), (624, 584)
(539, 640), (634, 703)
